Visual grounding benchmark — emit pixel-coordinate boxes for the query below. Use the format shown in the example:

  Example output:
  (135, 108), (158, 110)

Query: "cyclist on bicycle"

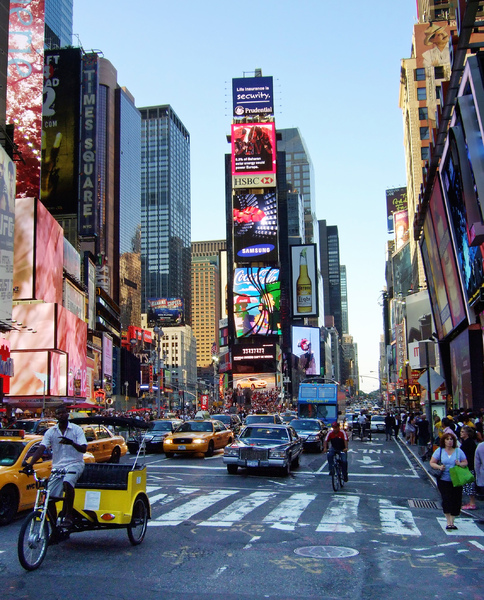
(323, 421), (349, 482)
(22, 404), (87, 527)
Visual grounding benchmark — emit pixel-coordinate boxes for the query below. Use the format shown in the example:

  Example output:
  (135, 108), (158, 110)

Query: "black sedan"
(289, 418), (325, 452)
(127, 419), (183, 453)
(223, 424), (303, 476)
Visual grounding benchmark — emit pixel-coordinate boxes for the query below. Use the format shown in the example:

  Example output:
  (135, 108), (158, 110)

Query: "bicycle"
(17, 466), (71, 571)
(331, 452), (345, 492)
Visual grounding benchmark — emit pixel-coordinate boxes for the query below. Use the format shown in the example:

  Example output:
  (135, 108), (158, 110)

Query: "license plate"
(247, 460), (259, 467)
(177, 445), (186, 450)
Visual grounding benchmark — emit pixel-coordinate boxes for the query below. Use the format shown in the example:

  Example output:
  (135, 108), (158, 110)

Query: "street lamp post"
(124, 381), (129, 412)
(153, 327), (164, 418)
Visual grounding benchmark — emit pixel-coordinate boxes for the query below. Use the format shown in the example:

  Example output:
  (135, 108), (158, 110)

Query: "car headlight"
(164, 439), (173, 445)
(193, 438), (205, 444)
(269, 449), (286, 458)
(307, 435), (317, 441)
(224, 447), (239, 457)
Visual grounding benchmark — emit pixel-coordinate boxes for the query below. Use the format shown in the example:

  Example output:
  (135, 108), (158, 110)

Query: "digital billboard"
(292, 326), (321, 376)
(147, 297), (184, 325)
(405, 290), (433, 344)
(290, 244), (319, 318)
(35, 199), (63, 304)
(231, 123), (276, 176)
(233, 267), (281, 338)
(0, 145), (16, 323)
(232, 76), (274, 117)
(7, 0), (45, 198)
(232, 372), (277, 391)
(42, 48), (82, 213)
(392, 242), (412, 296)
(79, 53), (99, 236)
(233, 191), (278, 262)
(394, 210), (409, 251)
(386, 187), (407, 233)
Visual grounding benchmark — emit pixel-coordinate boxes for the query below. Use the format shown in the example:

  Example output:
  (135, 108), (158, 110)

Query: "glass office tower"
(45, 0), (73, 48)
(139, 105), (191, 323)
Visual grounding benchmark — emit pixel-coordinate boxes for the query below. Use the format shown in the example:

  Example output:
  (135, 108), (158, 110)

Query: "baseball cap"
(331, 422), (339, 427)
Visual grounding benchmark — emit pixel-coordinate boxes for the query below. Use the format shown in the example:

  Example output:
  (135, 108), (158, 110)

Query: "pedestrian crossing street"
(146, 485), (484, 537)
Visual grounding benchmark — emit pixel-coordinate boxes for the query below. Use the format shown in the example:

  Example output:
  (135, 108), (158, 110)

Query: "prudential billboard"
(232, 76), (273, 117)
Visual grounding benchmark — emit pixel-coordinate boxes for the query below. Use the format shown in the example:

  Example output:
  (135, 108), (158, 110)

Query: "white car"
(236, 377), (267, 390)
(370, 415), (386, 432)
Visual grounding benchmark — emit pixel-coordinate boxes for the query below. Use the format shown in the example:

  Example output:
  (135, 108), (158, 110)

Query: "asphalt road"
(1, 433), (483, 600)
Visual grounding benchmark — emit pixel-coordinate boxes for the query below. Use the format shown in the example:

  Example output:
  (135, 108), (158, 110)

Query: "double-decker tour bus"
(297, 377), (345, 427)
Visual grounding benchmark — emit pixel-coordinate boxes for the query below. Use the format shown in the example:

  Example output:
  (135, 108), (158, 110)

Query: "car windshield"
(0, 441), (26, 466)
(178, 422), (213, 433)
(245, 415), (274, 424)
(151, 422), (173, 431)
(291, 420), (320, 431)
(372, 416), (384, 422)
(10, 421), (37, 432)
(241, 427), (289, 442)
(212, 415), (230, 424)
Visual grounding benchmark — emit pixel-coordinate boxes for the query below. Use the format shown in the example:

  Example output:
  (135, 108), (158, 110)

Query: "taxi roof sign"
(0, 429), (25, 438)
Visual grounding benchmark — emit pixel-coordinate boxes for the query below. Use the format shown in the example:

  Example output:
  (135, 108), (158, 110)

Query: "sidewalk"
(394, 434), (484, 521)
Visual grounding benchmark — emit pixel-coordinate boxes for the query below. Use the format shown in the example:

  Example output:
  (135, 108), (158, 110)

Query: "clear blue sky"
(73, 0), (418, 393)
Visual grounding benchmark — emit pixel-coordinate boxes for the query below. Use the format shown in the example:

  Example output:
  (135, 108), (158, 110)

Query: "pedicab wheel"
(127, 497), (149, 546)
(18, 511), (49, 571)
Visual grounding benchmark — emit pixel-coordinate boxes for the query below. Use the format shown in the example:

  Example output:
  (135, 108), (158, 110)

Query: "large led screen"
(394, 210), (409, 252)
(147, 297), (184, 325)
(7, 0), (45, 198)
(35, 199), (63, 304)
(232, 76), (274, 117)
(232, 372), (276, 392)
(441, 130), (484, 304)
(405, 290), (433, 343)
(233, 267), (281, 338)
(292, 326), (321, 376)
(231, 123), (276, 176)
(392, 242), (412, 296)
(386, 187), (407, 233)
(290, 244), (319, 318)
(42, 48), (82, 213)
(233, 191), (278, 262)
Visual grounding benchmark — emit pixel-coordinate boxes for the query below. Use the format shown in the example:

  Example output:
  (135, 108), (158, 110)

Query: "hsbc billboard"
(232, 174), (276, 188)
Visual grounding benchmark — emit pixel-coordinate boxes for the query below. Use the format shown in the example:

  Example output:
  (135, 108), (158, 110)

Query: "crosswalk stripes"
(145, 486), (484, 537)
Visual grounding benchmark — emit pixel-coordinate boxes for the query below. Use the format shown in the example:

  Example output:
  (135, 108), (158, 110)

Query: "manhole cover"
(408, 499), (439, 509)
(294, 546), (359, 559)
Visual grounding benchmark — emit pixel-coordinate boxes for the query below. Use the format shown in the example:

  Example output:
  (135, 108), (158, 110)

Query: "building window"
(434, 66), (445, 80)
(419, 107), (428, 121)
(420, 127), (429, 140)
(421, 146), (430, 161)
(417, 87), (427, 101)
(415, 68), (426, 81)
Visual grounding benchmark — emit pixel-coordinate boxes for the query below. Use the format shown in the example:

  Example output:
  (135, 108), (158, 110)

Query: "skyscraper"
(340, 265), (349, 335)
(45, 0), (73, 48)
(139, 105), (191, 323)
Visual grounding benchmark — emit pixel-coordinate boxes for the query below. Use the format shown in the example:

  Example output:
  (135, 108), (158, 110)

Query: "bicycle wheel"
(338, 465), (345, 488)
(127, 496), (149, 546)
(332, 461), (341, 492)
(18, 511), (50, 571)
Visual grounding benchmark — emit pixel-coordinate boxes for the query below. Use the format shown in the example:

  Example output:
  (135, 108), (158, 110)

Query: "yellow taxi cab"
(0, 428), (95, 526)
(163, 419), (234, 458)
(79, 423), (128, 463)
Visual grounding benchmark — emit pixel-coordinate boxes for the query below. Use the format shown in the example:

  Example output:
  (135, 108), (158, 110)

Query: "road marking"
(199, 491), (276, 527)
(150, 490), (238, 526)
(211, 566), (228, 578)
(243, 535), (261, 550)
(263, 492), (316, 530)
(149, 493), (168, 504)
(316, 495), (361, 533)
(394, 439), (419, 476)
(379, 499), (421, 536)
(469, 540), (484, 551)
(438, 518), (484, 536)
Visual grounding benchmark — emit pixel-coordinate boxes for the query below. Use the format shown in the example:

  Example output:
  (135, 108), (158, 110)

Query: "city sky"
(73, 0), (418, 393)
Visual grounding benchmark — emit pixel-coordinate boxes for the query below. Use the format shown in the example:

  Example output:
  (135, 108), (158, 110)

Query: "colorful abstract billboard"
(394, 210), (410, 251)
(42, 48), (82, 213)
(291, 326), (321, 376)
(7, 0), (45, 198)
(233, 191), (278, 262)
(290, 244), (319, 318)
(79, 53), (99, 236)
(0, 145), (16, 323)
(147, 298), (184, 325)
(232, 76), (274, 117)
(231, 123), (276, 176)
(233, 267), (281, 338)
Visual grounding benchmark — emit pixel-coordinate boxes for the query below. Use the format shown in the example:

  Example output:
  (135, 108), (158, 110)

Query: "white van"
(194, 410), (210, 420)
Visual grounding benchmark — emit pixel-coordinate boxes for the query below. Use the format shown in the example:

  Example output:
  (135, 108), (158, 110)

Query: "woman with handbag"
(460, 426), (477, 510)
(429, 433), (468, 530)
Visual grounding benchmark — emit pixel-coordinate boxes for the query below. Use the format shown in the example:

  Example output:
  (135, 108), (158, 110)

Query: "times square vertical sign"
(79, 53), (98, 236)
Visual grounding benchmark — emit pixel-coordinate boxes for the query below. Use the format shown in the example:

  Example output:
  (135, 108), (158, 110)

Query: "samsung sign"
(232, 76), (274, 117)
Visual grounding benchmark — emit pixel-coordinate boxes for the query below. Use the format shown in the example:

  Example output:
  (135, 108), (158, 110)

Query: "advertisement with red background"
(7, 0), (45, 198)
(0, 338), (13, 394)
(231, 123), (276, 176)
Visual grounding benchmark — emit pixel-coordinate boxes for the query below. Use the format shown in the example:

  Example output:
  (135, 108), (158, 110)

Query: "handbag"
(431, 448), (443, 480)
(449, 464), (475, 487)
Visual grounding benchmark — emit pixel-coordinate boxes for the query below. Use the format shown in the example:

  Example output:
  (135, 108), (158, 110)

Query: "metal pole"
(425, 342), (432, 423)
(156, 333), (161, 418)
